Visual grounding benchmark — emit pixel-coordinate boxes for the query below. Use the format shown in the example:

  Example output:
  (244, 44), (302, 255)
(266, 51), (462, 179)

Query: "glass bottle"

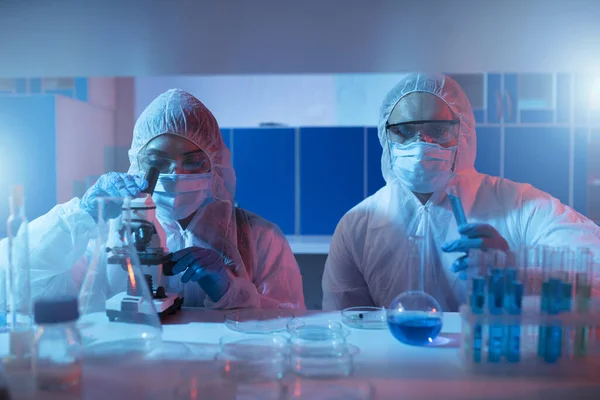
(33, 296), (82, 392)
(5, 185), (33, 368)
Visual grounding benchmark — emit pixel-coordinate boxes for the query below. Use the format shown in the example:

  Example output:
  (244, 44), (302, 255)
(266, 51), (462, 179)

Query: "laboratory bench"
(3, 309), (600, 399)
(286, 236), (331, 255)
(286, 236), (331, 310)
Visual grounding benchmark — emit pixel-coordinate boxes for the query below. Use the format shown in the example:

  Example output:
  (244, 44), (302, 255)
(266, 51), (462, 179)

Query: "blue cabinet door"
(366, 127), (386, 196)
(220, 129), (232, 152)
(232, 128), (296, 235)
(504, 127), (570, 206)
(300, 127), (364, 235)
(474, 127), (501, 177)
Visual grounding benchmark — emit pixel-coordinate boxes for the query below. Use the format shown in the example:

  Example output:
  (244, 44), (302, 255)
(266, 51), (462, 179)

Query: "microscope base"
(106, 291), (184, 322)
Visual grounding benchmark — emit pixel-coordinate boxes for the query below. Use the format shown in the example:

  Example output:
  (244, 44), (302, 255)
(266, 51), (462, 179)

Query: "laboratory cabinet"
(232, 127), (296, 235)
(0, 78), (88, 101)
(450, 73), (573, 125)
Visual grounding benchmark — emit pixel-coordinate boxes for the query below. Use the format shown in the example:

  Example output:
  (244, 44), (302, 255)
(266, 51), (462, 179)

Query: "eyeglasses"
(386, 119), (459, 146)
(137, 151), (210, 174)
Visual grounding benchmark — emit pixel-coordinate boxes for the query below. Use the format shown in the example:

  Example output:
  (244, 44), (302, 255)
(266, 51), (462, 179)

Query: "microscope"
(106, 166), (184, 321)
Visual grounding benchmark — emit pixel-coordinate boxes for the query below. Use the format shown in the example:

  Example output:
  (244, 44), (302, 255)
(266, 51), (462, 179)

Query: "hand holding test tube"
(444, 185), (469, 274)
(442, 186), (510, 272)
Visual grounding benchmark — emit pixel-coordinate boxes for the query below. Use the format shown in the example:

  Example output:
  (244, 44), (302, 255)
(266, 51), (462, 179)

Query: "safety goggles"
(386, 119), (459, 146)
(137, 151), (210, 174)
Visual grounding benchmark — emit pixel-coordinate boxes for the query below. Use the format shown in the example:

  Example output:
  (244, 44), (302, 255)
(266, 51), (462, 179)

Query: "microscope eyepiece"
(143, 166), (160, 195)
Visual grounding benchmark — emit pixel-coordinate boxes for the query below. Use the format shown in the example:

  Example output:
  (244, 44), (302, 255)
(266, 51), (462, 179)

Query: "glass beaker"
(386, 236), (443, 346)
(78, 197), (162, 361)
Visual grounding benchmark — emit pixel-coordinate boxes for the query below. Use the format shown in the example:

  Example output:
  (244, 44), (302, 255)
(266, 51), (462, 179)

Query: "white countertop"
(285, 235), (331, 255)
(3, 309), (600, 399)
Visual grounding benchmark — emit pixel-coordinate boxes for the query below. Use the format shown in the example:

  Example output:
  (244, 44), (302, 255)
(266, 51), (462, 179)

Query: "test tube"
(518, 246), (540, 304)
(468, 251), (486, 363)
(487, 250), (506, 363)
(542, 247), (563, 363)
(574, 248), (593, 357)
(537, 246), (553, 359)
(559, 249), (574, 313)
(446, 185), (468, 227)
(504, 251), (522, 363)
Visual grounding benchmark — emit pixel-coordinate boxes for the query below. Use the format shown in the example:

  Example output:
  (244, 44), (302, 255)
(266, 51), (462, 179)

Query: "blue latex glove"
(168, 247), (232, 303)
(80, 173), (148, 221)
(442, 223), (510, 275)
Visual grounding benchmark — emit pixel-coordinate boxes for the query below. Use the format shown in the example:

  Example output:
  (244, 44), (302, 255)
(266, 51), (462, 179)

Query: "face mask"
(153, 173), (213, 220)
(390, 141), (456, 193)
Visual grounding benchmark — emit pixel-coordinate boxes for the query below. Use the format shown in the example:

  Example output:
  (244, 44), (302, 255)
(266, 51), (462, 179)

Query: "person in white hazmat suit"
(2, 89), (306, 310)
(322, 73), (600, 312)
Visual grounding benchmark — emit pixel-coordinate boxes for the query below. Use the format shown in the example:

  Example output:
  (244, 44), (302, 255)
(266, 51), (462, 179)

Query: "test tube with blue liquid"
(487, 250), (506, 363)
(446, 185), (468, 227)
(446, 185), (485, 361)
(540, 247), (564, 363)
(504, 251), (523, 363)
(559, 249), (574, 313)
(537, 246), (551, 358)
(574, 248), (593, 357)
(559, 249), (574, 357)
(468, 250), (486, 363)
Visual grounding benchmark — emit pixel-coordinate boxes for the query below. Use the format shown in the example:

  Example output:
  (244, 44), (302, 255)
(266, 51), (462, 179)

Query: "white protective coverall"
(322, 73), (600, 312)
(1, 89), (306, 310)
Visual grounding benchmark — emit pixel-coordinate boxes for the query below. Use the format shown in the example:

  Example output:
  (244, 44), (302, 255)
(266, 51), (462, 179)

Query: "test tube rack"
(459, 247), (599, 378)
(460, 299), (600, 378)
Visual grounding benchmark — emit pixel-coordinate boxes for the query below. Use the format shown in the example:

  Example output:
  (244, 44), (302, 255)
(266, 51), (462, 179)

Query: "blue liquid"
(387, 315), (443, 346)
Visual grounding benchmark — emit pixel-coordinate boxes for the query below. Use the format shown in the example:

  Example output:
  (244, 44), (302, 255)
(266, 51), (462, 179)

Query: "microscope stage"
(106, 290), (184, 321)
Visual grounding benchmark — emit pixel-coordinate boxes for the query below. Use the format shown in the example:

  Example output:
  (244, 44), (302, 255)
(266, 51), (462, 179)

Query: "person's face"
(137, 134), (211, 174)
(386, 92), (459, 148)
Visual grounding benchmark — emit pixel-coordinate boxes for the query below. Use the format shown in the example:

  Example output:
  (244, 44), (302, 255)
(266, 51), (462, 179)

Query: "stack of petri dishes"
(286, 320), (353, 379)
(217, 335), (289, 383)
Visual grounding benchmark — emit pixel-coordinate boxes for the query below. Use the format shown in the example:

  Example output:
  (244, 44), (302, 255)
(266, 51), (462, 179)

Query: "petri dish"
(286, 378), (374, 400)
(289, 352), (353, 379)
(146, 341), (217, 361)
(341, 306), (387, 330)
(225, 309), (295, 333)
(286, 321), (353, 378)
(289, 326), (348, 358)
(173, 378), (285, 400)
(287, 319), (350, 339)
(217, 335), (289, 383)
